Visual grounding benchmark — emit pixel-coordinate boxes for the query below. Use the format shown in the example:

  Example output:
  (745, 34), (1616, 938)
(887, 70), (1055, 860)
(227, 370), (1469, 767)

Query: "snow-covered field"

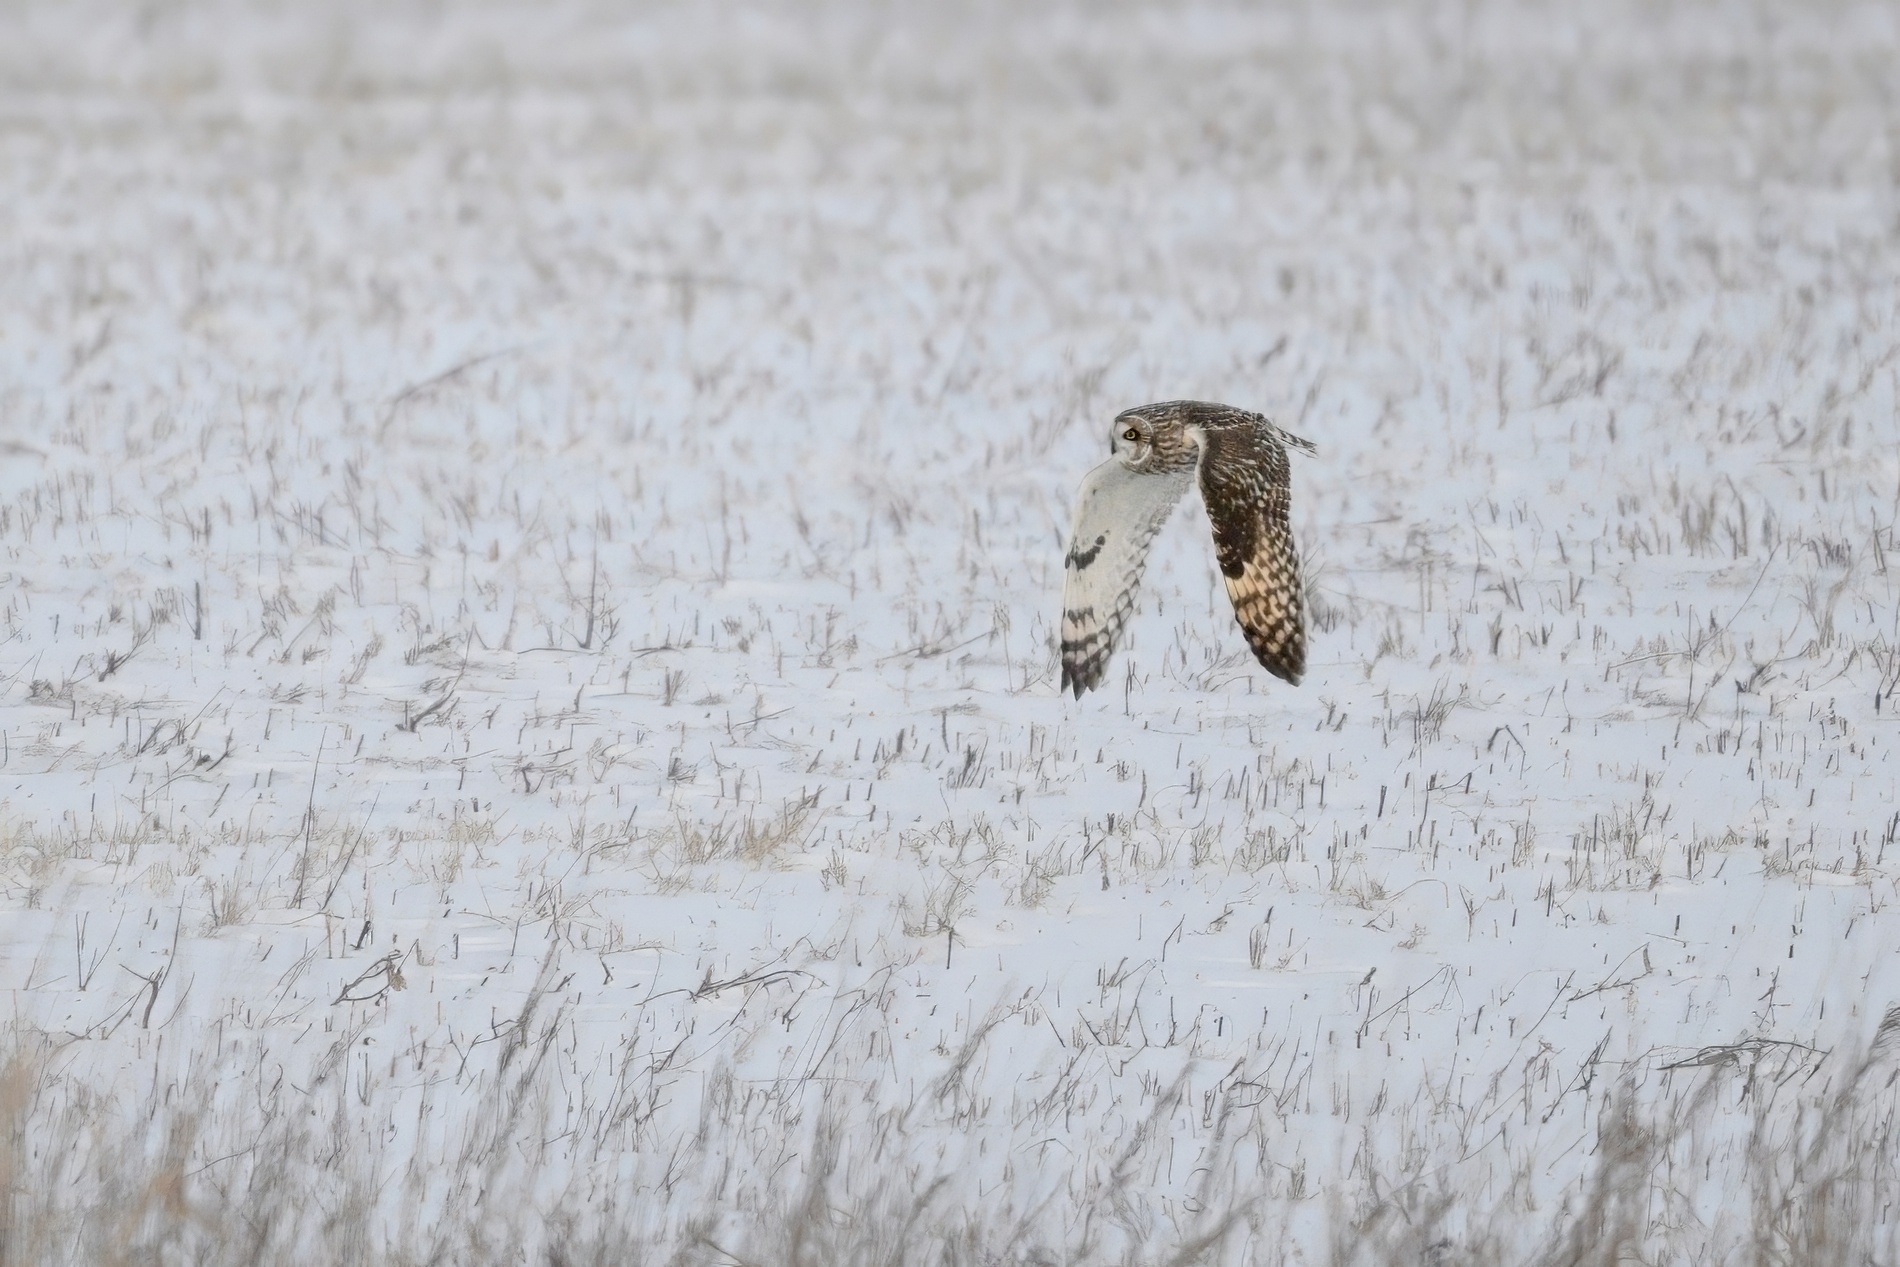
(3, 1), (1899, 1260)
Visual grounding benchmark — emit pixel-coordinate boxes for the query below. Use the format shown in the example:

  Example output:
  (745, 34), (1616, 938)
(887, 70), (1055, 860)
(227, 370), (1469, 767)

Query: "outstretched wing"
(1195, 420), (1313, 685)
(1059, 458), (1194, 697)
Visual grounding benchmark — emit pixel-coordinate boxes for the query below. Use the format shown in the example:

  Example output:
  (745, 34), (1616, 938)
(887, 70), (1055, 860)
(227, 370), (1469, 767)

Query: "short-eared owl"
(1059, 400), (1317, 697)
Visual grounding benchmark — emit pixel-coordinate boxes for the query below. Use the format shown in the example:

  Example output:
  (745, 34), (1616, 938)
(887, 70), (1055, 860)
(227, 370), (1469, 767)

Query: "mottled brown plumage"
(1059, 401), (1315, 697)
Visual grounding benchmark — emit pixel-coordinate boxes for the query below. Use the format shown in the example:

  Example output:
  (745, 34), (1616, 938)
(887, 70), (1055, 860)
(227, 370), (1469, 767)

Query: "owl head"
(1109, 401), (1200, 474)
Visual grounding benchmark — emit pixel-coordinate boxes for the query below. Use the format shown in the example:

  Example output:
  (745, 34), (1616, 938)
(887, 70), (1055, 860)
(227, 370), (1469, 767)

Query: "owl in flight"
(1059, 400), (1317, 698)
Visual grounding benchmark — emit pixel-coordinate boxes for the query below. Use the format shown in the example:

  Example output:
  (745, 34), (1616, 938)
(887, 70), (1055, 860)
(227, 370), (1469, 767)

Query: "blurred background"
(2, 2), (1898, 1262)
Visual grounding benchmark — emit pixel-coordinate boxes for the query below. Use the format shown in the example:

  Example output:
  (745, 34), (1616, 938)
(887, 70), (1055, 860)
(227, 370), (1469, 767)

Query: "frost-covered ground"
(3, 1), (1900, 1261)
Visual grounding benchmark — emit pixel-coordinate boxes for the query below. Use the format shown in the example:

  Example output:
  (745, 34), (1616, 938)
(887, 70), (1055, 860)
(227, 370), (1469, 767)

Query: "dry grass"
(4, 1), (1900, 1264)
(3, 1006), (1898, 1265)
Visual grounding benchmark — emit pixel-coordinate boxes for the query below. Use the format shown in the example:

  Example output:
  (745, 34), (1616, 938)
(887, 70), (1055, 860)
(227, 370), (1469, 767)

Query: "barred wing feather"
(1058, 458), (1193, 697)
(1195, 421), (1310, 685)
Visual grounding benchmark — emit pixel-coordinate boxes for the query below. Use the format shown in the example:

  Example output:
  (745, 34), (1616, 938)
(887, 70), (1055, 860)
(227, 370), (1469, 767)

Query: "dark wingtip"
(1247, 638), (1305, 687)
(1061, 661), (1098, 698)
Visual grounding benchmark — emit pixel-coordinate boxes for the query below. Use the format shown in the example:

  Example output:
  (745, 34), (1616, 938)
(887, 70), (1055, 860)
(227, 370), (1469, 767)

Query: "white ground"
(2, 1), (1899, 1261)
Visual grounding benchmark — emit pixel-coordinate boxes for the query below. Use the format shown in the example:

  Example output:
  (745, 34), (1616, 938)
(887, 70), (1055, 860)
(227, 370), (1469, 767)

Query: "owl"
(1059, 400), (1317, 698)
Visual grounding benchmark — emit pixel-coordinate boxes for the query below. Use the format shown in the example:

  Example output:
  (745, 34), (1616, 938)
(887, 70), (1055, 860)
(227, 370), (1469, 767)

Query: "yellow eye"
(1122, 428), (1140, 442)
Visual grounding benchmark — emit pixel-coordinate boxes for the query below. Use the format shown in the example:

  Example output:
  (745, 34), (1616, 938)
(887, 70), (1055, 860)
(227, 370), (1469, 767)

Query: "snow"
(2, 1), (1899, 1260)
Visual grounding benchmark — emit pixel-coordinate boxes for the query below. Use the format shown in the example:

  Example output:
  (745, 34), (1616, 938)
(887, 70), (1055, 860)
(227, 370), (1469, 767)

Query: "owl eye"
(1122, 427), (1140, 442)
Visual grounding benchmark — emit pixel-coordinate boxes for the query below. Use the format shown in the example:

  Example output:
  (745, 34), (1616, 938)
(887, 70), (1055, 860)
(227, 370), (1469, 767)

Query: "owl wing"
(1195, 420), (1314, 686)
(1059, 457), (1195, 697)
